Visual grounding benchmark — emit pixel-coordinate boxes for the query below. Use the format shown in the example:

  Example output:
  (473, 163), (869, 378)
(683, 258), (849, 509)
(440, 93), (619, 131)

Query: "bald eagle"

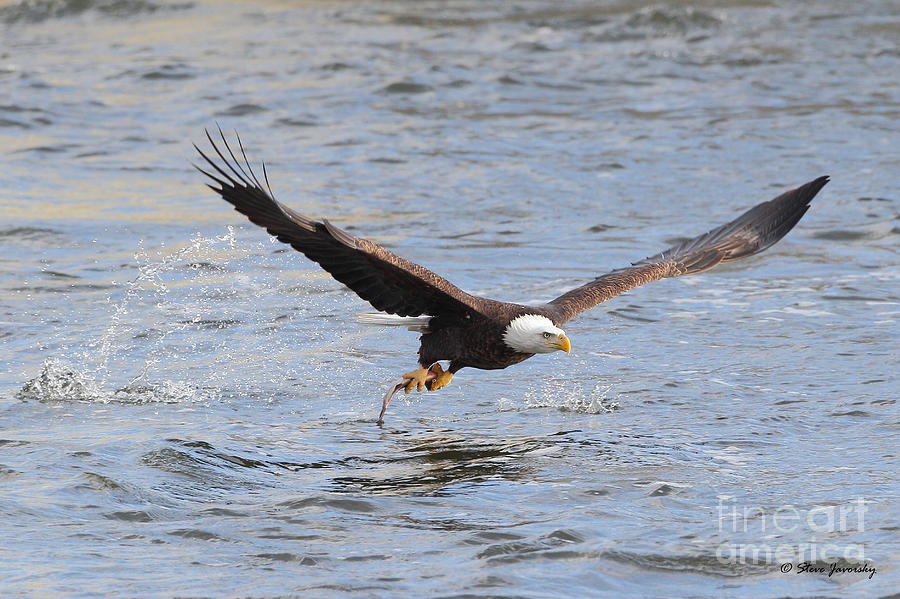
(194, 129), (829, 422)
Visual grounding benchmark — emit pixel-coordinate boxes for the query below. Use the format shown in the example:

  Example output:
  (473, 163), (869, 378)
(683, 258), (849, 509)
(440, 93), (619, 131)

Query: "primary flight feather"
(194, 129), (829, 422)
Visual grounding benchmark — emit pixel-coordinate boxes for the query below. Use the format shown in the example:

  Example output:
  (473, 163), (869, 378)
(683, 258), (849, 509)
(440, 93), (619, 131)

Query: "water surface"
(1, 1), (898, 597)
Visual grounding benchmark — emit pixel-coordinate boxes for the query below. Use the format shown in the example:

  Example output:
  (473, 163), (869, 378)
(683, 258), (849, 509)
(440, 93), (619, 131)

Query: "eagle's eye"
(542, 332), (552, 339)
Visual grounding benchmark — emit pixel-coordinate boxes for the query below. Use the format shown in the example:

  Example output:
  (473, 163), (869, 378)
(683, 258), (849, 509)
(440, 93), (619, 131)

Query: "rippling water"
(2, 1), (898, 597)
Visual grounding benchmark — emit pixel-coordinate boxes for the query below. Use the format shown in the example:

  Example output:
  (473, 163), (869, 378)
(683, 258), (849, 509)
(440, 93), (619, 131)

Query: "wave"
(0, 0), (191, 25)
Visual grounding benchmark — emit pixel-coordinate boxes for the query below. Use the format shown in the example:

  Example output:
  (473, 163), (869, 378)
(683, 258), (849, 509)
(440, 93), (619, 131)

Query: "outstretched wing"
(544, 176), (830, 324)
(194, 129), (490, 318)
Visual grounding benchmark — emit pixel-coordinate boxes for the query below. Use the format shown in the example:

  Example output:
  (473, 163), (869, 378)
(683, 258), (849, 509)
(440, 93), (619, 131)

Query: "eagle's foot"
(426, 363), (453, 391)
(378, 364), (447, 424)
(402, 366), (430, 394)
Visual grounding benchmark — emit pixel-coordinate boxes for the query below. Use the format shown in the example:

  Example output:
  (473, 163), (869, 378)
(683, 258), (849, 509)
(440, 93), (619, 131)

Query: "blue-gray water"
(1, 1), (898, 597)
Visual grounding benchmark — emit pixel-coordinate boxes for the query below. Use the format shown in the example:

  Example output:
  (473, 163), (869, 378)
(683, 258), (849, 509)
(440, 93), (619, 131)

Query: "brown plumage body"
(418, 306), (542, 373)
(194, 128), (829, 421)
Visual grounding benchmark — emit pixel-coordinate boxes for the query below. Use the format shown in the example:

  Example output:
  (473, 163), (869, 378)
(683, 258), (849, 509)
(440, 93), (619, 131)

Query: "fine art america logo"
(716, 497), (876, 579)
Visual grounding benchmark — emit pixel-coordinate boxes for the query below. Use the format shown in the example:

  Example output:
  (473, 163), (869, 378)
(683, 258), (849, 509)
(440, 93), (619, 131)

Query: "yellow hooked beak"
(550, 333), (571, 354)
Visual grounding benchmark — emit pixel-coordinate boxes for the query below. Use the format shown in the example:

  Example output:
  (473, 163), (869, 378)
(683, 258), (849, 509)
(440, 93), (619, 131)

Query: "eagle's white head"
(502, 314), (571, 355)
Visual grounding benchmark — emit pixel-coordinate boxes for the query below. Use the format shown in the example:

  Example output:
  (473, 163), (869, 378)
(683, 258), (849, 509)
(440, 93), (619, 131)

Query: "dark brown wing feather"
(545, 176), (830, 324)
(194, 129), (491, 318)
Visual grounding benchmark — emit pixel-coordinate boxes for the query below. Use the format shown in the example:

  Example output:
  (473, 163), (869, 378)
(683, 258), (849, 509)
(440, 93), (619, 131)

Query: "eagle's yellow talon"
(428, 363), (453, 391)
(402, 366), (429, 394)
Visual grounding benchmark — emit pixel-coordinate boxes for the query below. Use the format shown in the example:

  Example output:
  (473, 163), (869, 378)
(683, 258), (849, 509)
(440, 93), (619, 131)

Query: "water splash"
(17, 358), (214, 404)
(89, 227), (238, 385)
(18, 358), (103, 402)
(18, 227), (292, 404)
(499, 379), (620, 415)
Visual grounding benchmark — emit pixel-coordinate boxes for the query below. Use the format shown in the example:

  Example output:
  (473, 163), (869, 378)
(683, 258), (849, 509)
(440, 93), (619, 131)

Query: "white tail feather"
(357, 313), (432, 332)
